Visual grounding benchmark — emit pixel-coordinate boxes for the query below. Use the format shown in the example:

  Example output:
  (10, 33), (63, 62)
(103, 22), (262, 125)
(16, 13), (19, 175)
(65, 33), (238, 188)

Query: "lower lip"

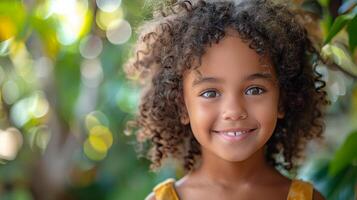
(214, 129), (257, 142)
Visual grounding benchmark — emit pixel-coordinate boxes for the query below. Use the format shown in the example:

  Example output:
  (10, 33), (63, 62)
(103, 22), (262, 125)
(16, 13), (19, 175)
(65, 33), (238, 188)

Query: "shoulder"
(289, 179), (325, 200)
(298, 180), (326, 200)
(145, 178), (177, 200)
(175, 174), (197, 195)
(145, 192), (156, 200)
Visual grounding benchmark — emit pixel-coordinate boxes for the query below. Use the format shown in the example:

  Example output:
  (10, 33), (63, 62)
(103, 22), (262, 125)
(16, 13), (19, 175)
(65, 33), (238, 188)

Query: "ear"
(277, 108), (285, 119)
(180, 104), (190, 125)
(180, 112), (190, 125)
(277, 100), (285, 119)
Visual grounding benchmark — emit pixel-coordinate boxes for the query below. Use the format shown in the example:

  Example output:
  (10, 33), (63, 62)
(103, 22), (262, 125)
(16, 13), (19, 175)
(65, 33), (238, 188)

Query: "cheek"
(257, 107), (278, 129)
(192, 101), (215, 117)
(187, 100), (218, 132)
(248, 95), (280, 129)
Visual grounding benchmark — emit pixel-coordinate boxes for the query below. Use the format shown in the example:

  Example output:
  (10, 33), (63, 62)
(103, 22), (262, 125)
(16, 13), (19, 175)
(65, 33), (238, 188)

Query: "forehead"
(184, 34), (276, 82)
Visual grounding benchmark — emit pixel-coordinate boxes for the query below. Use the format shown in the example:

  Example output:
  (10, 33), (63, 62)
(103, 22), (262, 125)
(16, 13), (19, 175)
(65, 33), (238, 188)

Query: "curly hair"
(125, 0), (328, 172)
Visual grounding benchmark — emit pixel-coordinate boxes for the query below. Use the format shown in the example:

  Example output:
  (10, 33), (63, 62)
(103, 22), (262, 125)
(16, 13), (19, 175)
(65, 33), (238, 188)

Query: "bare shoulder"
(175, 175), (190, 187)
(313, 189), (325, 200)
(174, 174), (198, 198)
(145, 192), (156, 200)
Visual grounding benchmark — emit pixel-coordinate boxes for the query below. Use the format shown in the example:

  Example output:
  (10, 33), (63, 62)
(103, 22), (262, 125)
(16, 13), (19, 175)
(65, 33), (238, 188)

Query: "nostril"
(222, 112), (248, 121)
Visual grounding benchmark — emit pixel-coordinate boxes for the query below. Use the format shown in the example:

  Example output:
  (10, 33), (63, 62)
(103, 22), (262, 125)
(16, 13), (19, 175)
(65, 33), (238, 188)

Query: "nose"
(221, 95), (248, 121)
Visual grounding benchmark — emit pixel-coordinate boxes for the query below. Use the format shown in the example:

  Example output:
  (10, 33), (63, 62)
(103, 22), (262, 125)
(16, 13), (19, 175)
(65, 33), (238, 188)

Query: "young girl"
(125, 0), (328, 199)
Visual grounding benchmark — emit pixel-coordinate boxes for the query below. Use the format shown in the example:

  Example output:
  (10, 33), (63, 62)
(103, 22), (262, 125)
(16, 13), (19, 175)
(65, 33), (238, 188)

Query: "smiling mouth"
(212, 128), (257, 137)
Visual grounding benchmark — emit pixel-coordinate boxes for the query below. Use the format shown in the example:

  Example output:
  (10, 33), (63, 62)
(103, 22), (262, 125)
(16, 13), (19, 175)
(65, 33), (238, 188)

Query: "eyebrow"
(192, 72), (274, 87)
(246, 72), (274, 82)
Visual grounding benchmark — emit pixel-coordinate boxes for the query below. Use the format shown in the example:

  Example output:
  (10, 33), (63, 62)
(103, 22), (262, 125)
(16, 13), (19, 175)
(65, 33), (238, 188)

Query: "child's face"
(182, 34), (284, 162)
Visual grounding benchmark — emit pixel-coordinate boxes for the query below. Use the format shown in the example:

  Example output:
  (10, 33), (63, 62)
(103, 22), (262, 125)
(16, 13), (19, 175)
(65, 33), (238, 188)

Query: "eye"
(200, 90), (220, 98)
(245, 87), (265, 95)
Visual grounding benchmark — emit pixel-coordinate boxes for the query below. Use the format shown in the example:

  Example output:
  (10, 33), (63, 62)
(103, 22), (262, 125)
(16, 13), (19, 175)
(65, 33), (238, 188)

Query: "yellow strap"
(287, 179), (313, 200)
(154, 178), (179, 200)
(154, 178), (312, 200)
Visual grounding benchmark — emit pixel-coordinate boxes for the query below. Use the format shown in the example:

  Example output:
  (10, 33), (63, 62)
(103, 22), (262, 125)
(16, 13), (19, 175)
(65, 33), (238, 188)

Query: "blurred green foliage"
(0, 0), (158, 199)
(298, 1), (357, 199)
(0, 0), (356, 200)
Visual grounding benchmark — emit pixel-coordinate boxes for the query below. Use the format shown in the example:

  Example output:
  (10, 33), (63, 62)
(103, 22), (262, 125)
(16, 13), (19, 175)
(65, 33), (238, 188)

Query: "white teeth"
(224, 131), (246, 136)
(226, 132), (236, 136)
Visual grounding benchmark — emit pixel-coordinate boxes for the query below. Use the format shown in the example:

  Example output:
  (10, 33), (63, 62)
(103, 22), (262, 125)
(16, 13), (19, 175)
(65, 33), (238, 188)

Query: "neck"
(192, 147), (278, 186)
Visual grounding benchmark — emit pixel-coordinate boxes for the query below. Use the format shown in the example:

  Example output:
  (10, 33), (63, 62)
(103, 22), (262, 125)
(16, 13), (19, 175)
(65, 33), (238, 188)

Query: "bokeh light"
(2, 80), (20, 105)
(79, 35), (103, 59)
(83, 111), (113, 161)
(83, 139), (107, 161)
(89, 126), (113, 152)
(30, 93), (50, 119)
(0, 16), (16, 41)
(10, 91), (49, 127)
(27, 126), (51, 151)
(9, 42), (37, 84)
(1, 1), (355, 199)
(0, 127), (23, 160)
(80, 58), (104, 88)
(116, 83), (139, 113)
(85, 111), (109, 130)
(95, 7), (124, 30)
(106, 19), (132, 45)
(34, 0), (53, 19)
(96, 0), (122, 13)
(52, 0), (91, 45)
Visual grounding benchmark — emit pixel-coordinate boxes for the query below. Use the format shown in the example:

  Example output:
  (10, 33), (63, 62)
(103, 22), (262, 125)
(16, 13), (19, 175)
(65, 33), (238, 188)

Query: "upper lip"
(213, 128), (256, 133)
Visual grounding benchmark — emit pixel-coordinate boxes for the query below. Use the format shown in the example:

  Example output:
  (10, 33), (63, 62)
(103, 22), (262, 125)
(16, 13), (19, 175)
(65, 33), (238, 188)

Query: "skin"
(146, 33), (325, 200)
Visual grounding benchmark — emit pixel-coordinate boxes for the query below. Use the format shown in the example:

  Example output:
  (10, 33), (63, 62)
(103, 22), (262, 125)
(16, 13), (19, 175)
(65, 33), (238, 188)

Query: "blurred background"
(0, 0), (356, 199)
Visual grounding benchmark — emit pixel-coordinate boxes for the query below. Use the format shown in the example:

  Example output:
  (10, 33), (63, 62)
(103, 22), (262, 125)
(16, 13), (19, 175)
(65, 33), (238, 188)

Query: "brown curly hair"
(125, 0), (328, 172)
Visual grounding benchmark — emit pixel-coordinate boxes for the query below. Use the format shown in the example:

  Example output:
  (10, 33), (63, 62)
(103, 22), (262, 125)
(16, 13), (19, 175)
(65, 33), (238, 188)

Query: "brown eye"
(245, 87), (265, 95)
(200, 90), (220, 98)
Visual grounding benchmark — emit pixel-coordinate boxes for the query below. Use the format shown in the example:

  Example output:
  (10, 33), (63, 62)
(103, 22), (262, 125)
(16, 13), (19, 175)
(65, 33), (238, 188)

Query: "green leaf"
(347, 15), (357, 53)
(318, 0), (330, 7)
(321, 44), (357, 77)
(329, 130), (357, 176)
(328, 166), (357, 200)
(324, 13), (355, 44)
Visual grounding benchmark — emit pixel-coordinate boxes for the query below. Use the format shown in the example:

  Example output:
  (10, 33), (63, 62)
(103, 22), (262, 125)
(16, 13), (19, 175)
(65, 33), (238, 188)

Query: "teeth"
(223, 131), (246, 136)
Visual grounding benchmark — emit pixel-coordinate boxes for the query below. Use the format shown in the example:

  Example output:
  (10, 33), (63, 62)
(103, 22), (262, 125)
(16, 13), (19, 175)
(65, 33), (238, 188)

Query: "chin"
(219, 153), (253, 163)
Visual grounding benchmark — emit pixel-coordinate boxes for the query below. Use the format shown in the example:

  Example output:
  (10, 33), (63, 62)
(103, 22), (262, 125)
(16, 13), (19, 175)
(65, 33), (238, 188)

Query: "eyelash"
(199, 87), (266, 98)
(199, 89), (220, 98)
(245, 87), (266, 95)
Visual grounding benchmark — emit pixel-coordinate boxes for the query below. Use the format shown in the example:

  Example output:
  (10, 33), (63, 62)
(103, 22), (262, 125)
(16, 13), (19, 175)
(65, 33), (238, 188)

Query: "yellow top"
(153, 179), (313, 200)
